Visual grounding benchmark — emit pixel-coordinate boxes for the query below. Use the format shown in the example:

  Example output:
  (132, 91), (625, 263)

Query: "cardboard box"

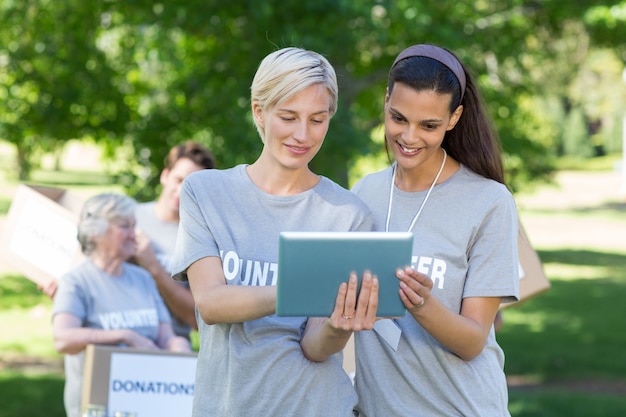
(82, 344), (197, 416)
(0, 184), (84, 288)
(500, 221), (551, 309)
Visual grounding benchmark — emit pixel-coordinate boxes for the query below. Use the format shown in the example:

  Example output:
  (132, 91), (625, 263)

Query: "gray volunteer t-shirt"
(352, 164), (519, 417)
(172, 164), (374, 417)
(52, 260), (171, 417)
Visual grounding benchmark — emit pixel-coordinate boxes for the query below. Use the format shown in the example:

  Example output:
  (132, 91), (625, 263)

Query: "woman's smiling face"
(253, 83), (332, 171)
(384, 82), (461, 170)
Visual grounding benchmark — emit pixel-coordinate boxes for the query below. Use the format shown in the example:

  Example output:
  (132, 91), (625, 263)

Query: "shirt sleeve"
(464, 193), (520, 303)
(171, 177), (219, 282)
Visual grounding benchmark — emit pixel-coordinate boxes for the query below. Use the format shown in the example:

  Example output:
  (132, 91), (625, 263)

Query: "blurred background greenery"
(2, 1), (626, 197)
(2, 1), (626, 416)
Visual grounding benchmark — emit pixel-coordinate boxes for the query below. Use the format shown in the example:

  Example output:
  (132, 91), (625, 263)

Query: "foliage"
(0, 0), (130, 180)
(563, 107), (595, 158)
(2, 1), (626, 197)
(0, 372), (65, 417)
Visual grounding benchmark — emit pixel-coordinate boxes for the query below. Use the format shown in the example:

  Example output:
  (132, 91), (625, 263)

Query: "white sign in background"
(108, 352), (197, 417)
(9, 201), (79, 279)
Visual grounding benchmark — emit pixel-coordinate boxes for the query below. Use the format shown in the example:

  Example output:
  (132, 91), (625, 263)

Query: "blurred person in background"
(52, 192), (191, 417)
(134, 141), (216, 339)
(43, 141), (215, 341)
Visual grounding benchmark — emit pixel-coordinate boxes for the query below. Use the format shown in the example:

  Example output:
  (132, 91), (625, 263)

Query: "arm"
(301, 271), (379, 362)
(135, 230), (198, 330)
(156, 322), (192, 352)
(52, 312), (159, 355)
(39, 280), (58, 299)
(187, 256), (277, 325)
(396, 267), (499, 361)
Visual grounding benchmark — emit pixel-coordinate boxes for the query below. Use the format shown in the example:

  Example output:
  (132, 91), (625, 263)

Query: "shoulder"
(123, 263), (160, 291)
(188, 165), (243, 180)
(135, 201), (157, 225)
(124, 262), (153, 280)
(60, 260), (92, 283)
(456, 166), (513, 199)
(317, 177), (371, 210)
(183, 165), (245, 190)
(453, 166), (517, 214)
(136, 201), (156, 213)
(352, 167), (393, 196)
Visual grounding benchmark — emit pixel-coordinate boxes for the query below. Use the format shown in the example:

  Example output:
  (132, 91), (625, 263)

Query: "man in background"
(134, 141), (216, 339)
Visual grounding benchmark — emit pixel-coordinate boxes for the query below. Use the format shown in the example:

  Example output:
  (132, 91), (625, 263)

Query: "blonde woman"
(172, 47), (378, 416)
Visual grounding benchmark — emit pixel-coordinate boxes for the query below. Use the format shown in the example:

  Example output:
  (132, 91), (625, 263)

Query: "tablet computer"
(276, 231), (413, 317)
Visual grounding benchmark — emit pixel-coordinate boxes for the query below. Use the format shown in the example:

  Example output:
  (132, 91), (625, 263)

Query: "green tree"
(0, 0), (130, 180)
(3, 0), (626, 196)
(563, 107), (594, 158)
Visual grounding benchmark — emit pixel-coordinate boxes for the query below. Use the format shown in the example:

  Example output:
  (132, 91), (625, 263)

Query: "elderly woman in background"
(52, 192), (191, 417)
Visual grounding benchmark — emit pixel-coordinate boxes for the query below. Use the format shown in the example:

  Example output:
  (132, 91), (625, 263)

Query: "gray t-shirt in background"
(172, 164), (374, 417)
(52, 260), (171, 417)
(136, 201), (191, 338)
(352, 164), (519, 417)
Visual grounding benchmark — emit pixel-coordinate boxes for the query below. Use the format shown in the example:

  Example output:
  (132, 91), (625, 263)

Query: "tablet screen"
(276, 231), (413, 317)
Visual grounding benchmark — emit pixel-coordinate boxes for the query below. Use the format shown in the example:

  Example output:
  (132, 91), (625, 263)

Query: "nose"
(402, 124), (420, 144)
(292, 121), (309, 143)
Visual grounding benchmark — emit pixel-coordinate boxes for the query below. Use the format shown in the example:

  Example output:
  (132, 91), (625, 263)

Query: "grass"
(508, 390), (626, 417)
(555, 154), (621, 171)
(0, 275), (57, 359)
(499, 248), (626, 381)
(1, 153), (626, 416)
(0, 196), (10, 216)
(0, 371), (65, 417)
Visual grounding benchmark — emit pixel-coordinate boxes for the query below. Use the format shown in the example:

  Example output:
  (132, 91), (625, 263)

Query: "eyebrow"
(276, 108), (329, 116)
(389, 107), (444, 123)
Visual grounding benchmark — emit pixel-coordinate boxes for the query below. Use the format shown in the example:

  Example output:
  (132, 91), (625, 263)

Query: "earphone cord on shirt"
(384, 149), (447, 232)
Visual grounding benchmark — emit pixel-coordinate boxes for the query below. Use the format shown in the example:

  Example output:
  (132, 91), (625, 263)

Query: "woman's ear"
(252, 102), (264, 128)
(446, 105), (463, 131)
(159, 168), (170, 186)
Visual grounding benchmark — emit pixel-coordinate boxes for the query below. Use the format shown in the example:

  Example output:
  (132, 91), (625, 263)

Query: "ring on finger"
(342, 314), (354, 320)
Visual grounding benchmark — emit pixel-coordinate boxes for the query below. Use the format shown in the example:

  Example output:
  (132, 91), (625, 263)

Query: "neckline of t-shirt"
(238, 164), (324, 201)
(389, 163), (465, 198)
(86, 258), (128, 279)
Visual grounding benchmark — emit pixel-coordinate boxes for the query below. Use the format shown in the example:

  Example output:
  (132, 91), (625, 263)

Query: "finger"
(365, 276), (379, 326)
(343, 272), (358, 316)
(332, 281), (349, 321)
(399, 281), (425, 310)
(396, 269), (419, 294)
(396, 269), (424, 295)
(349, 272), (370, 327)
(355, 271), (372, 313)
(401, 266), (434, 290)
(400, 267), (432, 305)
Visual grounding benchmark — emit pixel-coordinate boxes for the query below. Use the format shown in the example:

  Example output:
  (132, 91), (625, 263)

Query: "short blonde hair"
(250, 47), (338, 141)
